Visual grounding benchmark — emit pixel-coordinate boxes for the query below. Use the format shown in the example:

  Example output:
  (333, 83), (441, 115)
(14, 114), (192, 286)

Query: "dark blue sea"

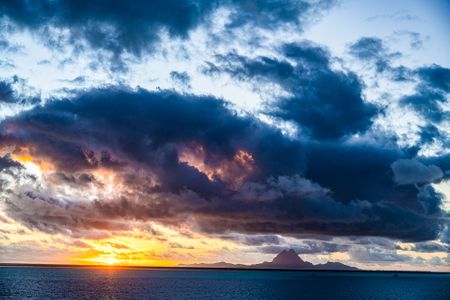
(1, 267), (449, 299)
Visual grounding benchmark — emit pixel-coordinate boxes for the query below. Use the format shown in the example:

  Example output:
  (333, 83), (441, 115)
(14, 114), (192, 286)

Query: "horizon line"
(1, 263), (449, 275)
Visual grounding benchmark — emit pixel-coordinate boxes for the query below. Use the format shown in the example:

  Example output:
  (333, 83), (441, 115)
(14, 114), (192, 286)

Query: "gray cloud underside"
(0, 85), (448, 243)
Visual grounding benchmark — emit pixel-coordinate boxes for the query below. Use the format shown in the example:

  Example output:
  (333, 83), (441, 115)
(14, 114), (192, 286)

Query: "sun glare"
(105, 257), (118, 266)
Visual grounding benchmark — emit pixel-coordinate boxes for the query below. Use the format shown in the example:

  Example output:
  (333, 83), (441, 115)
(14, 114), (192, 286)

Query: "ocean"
(1, 267), (449, 299)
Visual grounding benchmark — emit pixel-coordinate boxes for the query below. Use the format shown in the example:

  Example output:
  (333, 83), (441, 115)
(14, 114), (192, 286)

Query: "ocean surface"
(1, 267), (449, 299)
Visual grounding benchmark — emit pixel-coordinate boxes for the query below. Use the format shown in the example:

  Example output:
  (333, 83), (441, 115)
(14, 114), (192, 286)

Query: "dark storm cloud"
(0, 80), (15, 103)
(0, 87), (448, 242)
(303, 141), (447, 219)
(304, 141), (404, 203)
(205, 42), (377, 140)
(416, 65), (450, 93)
(349, 37), (400, 72)
(195, 196), (442, 241)
(0, 0), (217, 58)
(1, 87), (304, 196)
(0, 0), (334, 63)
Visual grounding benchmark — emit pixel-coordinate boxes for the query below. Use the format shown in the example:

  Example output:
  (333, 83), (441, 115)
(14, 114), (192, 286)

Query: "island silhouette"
(180, 249), (358, 271)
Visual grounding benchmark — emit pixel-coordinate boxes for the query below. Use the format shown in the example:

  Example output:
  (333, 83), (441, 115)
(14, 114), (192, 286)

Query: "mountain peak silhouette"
(180, 249), (358, 270)
(271, 249), (305, 265)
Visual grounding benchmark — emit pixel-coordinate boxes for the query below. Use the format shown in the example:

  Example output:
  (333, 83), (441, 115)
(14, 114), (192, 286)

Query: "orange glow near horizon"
(1, 215), (449, 271)
(1, 145), (449, 272)
(40, 223), (240, 267)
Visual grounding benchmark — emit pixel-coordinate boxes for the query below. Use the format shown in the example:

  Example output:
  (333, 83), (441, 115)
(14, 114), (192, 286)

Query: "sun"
(105, 257), (118, 266)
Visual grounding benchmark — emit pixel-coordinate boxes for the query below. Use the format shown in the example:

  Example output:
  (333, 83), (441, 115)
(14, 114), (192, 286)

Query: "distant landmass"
(180, 249), (358, 271)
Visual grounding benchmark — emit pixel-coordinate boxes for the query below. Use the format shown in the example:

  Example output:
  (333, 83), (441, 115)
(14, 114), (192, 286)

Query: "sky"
(0, 0), (449, 271)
